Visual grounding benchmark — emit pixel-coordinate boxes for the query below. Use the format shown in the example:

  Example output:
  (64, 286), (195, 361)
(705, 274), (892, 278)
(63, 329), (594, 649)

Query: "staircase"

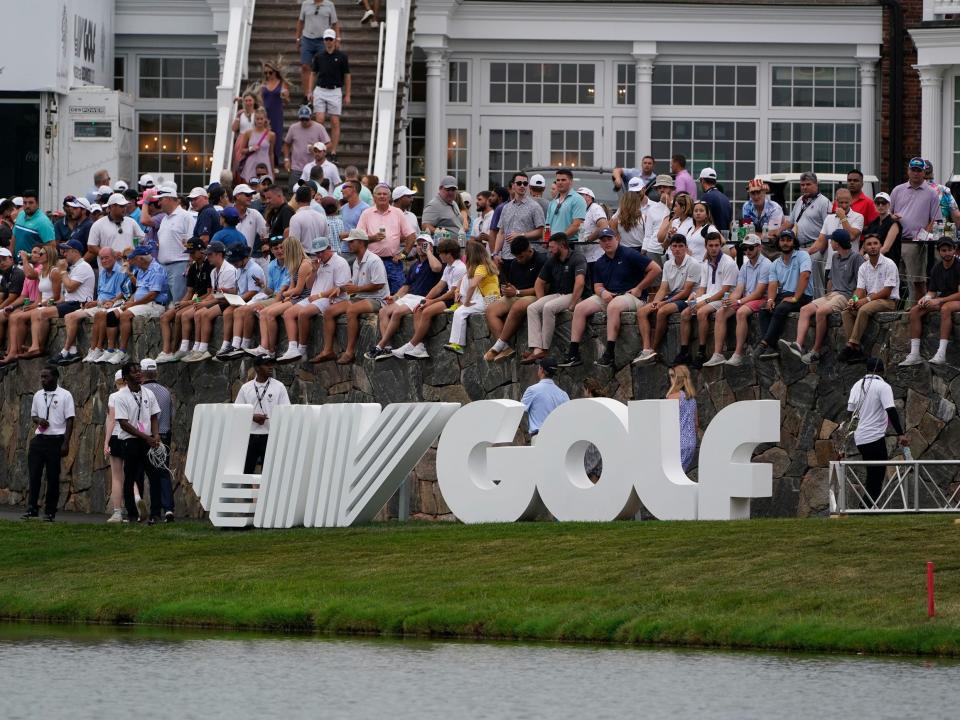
(244, 0), (413, 181)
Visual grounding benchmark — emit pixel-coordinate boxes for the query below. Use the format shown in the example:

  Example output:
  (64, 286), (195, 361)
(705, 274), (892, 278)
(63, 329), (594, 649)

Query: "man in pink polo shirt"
(356, 183), (417, 293)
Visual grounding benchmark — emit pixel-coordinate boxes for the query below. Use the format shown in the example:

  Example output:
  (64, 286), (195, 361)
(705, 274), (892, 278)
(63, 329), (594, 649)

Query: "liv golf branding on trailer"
(185, 399), (780, 528)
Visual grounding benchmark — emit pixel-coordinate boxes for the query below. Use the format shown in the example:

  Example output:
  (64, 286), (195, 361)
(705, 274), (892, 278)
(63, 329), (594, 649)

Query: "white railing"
(370, 0), (413, 184)
(210, 0), (256, 184)
(367, 21), (387, 177)
(923, 0), (960, 21)
(829, 459), (960, 514)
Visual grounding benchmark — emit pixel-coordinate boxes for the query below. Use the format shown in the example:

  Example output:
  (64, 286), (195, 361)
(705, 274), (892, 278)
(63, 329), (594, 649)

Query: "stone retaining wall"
(0, 308), (955, 520)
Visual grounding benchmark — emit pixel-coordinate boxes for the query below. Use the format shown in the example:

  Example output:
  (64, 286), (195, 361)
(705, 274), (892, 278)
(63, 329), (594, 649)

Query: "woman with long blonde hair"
(666, 364), (699, 471)
(238, 107), (275, 182)
(248, 237), (314, 358)
(231, 92), (259, 172)
(2, 245), (61, 364)
(610, 185), (645, 248)
(444, 240), (500, 354)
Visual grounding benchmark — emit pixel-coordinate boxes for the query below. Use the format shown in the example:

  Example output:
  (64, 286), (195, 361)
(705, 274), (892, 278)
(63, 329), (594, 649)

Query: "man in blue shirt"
(58, 247), (132, 365)
(211, 207), (249, 249)
(13, 190), (55, 256)
(545, 169), (587, 240)
(559, 228), (661, 368)
(698, 168), (732, 236)
(521, 357), (569, 438)
(107, 246), (171, 365)
(339, 179), (369, 233)
(189, 187), (221, 244)
(755, 229), (813, 359)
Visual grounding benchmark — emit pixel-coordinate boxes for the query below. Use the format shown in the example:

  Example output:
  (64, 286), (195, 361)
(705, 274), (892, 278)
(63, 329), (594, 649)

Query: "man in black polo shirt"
(265, 185), (295, 239)
(0, 246), (25, 350)
(484, 236), (546, 361)
(560, 228), (661, 368)
(308, 28), (351, 161)
(900, 236), (960, 367)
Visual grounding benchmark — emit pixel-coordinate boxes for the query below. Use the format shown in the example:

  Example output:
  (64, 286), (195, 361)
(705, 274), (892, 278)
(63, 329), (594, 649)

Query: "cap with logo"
(298, 105), (313, 119)
(185, 238), (206, 252)
(392, 185), (416, 201)
(138, 174), (156, 188)
(416, 232), (435, 246)
(67, 197), (93, 211)
(226, 244), (250, 262)
(874, 191), (891, 204)
(627, 177), (645, 193)
(249, 177), (261, 186)
(654, 174), (675, 188)
(741, 233), (762, 247)
(205, 240), (227, 255)
(309, 236), (331, 254)
(440, 175), (458, 189)
(233, 184), (254, 196)
(139, 358), (158, 371)
(106, 193), (128, 207)
(576, 186), (595, 200)
(698, 167), (718, 181)
(529, 174), (546, 188)
(188, 187), (208, 200)
(747, 178), (766, 192)
(155, 186), (178, 199)
(909, 157), (925, 170)
(129, 245), (153, 258)
(598, 228), (617, 239)
(113, 181), (129, 192)
(778, 229), (797, 241)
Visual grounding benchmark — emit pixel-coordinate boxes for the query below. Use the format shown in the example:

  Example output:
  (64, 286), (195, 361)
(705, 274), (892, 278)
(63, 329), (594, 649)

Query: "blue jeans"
(382, 258), (406, 295)
(163, 261), (189, 304)
(300, 36), (324, 65)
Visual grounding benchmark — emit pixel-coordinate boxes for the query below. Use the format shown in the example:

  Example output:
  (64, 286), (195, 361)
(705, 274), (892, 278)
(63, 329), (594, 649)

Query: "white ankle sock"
(179, 340), (190, 352)
(911, 339), (921, 354)
(241, 338), (252, 349)
(288, 341), (299, 352)
(68, 345), (77, 354)
(492, 339), (508, 352)
(232, 336), (242, 348)
(196, 342), (208, 352)
(938, 339), (949, 355)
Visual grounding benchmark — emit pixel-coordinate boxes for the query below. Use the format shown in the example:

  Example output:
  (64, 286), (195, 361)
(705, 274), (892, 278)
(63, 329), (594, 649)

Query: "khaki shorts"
(811, 292), (849, 312)
(584, 293), (644, 311)
(126, 303), (164, 318)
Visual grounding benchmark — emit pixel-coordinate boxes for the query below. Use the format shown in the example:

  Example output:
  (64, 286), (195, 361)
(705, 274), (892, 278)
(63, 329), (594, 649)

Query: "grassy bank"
(1, 516), (959, 655)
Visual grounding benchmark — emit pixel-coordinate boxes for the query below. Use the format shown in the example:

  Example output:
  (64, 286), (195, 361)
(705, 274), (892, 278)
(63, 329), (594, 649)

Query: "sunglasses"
(748, 190), (763, 196)
(875, 199), (889, 205)
(324, 37), (335, 42)
(514, 181), (528, 187)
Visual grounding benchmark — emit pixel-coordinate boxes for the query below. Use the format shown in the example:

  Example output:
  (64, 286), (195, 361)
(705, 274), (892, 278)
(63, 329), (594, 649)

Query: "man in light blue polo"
(754, 229), (813, 359)
(107, 246), (171, 365)
(545, 169), (587, 242)
(521, 357), (569, 440)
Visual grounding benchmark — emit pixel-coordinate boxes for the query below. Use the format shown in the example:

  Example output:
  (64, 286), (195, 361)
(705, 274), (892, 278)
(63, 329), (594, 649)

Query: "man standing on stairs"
(307, 29), (351, 162)
(296, 0), (340, 106)
(283, 107), (331, 192)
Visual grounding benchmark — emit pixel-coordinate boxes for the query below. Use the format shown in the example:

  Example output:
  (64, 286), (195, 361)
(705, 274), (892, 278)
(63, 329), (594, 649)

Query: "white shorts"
(81, 306), (107, 318)
(126, 303), (164, 318)
(394, 294), (425, 311)
(312, 86), (343, 116)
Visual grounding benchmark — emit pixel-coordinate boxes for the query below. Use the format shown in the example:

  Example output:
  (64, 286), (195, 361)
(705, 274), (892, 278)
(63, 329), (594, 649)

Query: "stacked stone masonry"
(1, 310), (956, 520)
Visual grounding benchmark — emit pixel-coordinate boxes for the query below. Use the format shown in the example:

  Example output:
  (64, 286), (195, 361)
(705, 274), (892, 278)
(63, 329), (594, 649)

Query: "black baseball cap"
(537, 357), (558, 374)
(185, 238), (205, 252)
(937, 236), (956, 249)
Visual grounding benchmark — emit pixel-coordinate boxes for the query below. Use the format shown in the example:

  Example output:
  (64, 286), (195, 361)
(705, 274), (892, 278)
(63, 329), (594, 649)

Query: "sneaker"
(899, 352), (924, 367)
(171, 348), (191, 361)
(392, 342), (413, 359)
(59, 351), (82, 365)
(404, 343), (430, 359)
(779, 339), (804, 359)
(363, 346), (385, 361)
(370, 19), (379, 27)
(136, 497), (147, 522)
(277, 348), (304, 364)
(107, 509), (123, 523)
(930, 353), (947, 366)
(702, 352), (726, 368)
(97, 350), (119, 364)
(443, 343), (464, 355)
(374, 346), (393, 362)
(146, 517), (158, 526)
(361, 8), (374, 23)
(224, 346), (247, 359)
(557, 353), (582, 368)
(595, 351), (614, 367)
(48, 352), (68, 365)
(183, 350), (211, 363)
(725, 353), (745, 367)
(154, 351), (177, 364)
(164, 511), (175, 523)
(758, 347), (780, 360)
(43, 514), (55, 523)
(672, 349), (693, 366)
(692, 351), (707, 370)
(632, 349), (657, 366)
(244, 346), (270, 358)
(82, 348), (104, 363)
(20, 510), (38, 520)
(800, 350), (821, 365)
(444, 303), (461, 313)
(214, 346), (237, 361)
(111, 350), (130, 365)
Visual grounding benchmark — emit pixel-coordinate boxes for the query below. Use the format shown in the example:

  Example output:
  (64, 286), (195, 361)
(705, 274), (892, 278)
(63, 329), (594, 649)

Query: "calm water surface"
(1, 625), (957, 719)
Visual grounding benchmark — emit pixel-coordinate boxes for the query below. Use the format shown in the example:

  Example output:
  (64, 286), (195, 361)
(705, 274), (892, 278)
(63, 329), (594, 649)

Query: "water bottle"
(903, 446), (913, 461)
(457, 229), (466, 247)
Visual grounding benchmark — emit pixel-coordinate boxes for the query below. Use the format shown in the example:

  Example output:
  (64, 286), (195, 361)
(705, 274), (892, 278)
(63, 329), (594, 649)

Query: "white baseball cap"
(140, 358), (158, 371)
(322, 28), (337, 40)
(106, 193), (129, 207)
(416, 232), (436, 246)
(459, 191), (473, 205)
(138, 174), (156, 188)
(0, 247), (12, 258)
(233, 183), (255, 196)
(12, 197), (23, 207)
(67, 197), (92, 211)
(311, 141), (327, 152)
(391, 185), (416, 201)
(114, 369), (124, 381)
(529, 174), (546, 188)
(874, 191), (892, 203)
(187, 186), (208, 199)
(699, 167), (718, 181)
(113, 180), (129, 192)
(97, 185), (113, 196)
(155, 186), (178, 199)
(576, 186), (595, 199)
(90, 203), (103, 213)
(627, 177), (645, 192)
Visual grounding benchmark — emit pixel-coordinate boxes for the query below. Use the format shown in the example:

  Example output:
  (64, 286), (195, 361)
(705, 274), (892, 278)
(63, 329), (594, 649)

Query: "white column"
(633, 54), (656, 159)
(857, 59), (878, 177)
(916, 65), (945, 173)
(425, 49), (448, 194)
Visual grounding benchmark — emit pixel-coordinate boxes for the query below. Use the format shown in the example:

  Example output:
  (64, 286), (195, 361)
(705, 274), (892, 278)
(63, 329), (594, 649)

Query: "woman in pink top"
(238, 108), (275, 182)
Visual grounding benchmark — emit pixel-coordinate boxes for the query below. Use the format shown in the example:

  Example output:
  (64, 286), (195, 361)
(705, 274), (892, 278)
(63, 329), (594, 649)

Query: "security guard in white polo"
(235, 355), (290, 473)
(23, 367), (75, 521)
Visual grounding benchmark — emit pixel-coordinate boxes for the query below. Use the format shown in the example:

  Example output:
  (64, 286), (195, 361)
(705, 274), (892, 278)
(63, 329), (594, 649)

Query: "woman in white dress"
(657, 193), (694, 256)
(685, 201), (719, 261)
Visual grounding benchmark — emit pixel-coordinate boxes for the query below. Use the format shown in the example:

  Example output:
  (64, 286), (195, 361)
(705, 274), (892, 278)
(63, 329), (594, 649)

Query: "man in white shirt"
(576, 186), (609, 266)
(288, 185), (328, 256)
(21, 238), (95, 359)
(156, 186), (193, 303)
(235, 356), (291, 473)
(277, 237), (351, 363)
(642, 175), (675, 262)
(392, 185), (421, 237)
(233, 184), (269, 264)
(84, 193), (144, 260)
(811, 188), (864, 291)
(311, 229), (388, 364)
(470, 190), (495, 245)
(846, 358), (908, 506)
(183, 241), (239, 363)
(114, 362), (163, 523)
(838, 233), (899, 364)
(299, 142), (341, 187)
(22, 367), (75, 521)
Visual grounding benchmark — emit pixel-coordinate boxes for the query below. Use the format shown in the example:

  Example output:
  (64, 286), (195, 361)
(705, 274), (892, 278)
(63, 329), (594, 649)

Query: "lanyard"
(131, 391), (143, 424)
(42, 391), (54, 420)
(253, 380), (271, 414)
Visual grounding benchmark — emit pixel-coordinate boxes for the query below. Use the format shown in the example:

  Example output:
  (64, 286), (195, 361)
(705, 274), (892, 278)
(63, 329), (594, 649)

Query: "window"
(488, 129), (533, 189)
(490, 63), (596, 104)
(550, 130), (594, 168)
(405, 117), (426, 214)
(447, 128), (468, 189)
(651, 65), (756, 106)
(616, 63), (635, 105)
(771, 66), (859, 108)
(114, 57), (125, 93)
(410, 56), (426, 103)
(449, 61), (468, 103)
(615, 130), (636, 169)
(651, 120), (756, 208)
(138, 113), (216, 192)
(770, 121), (860, 174)
(138, 57), (218, 100)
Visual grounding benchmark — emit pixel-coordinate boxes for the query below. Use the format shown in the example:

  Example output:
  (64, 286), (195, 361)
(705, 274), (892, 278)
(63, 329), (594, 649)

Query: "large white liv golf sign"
(184, 399), (780, 528)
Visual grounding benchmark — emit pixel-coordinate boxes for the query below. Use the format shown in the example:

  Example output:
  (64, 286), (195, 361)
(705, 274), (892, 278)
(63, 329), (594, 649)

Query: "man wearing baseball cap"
(392, 185), (420, 236)
(422, 175), (463, 235)
(189, 187), (220, 246)
(212, 244), (265, 360)
(230, 184), (269, 266)
(528, 174), (550, 215)
(289, 184), (328, 256)
(85, 193), (145, 261)
(155, 185), (193, 303)
(891, 157), (942, 302)
(155, 239), (212, 363)
(300, 141), (341, 187)
(101, 245), (171, 365)
(210, 206), (248, 250)
(64, 197), (94, 257)
(901, 236), (960, 367)
(356, 183), (417, 293)
(306, 27), (350, 160)
(183, 241), (239, 362)
(742, 179), (784, 243)
(282, 106), (331, 189)
(521, 356), (569, 439)
(698, 167), (731, 235)
(18, 239), (96, 360)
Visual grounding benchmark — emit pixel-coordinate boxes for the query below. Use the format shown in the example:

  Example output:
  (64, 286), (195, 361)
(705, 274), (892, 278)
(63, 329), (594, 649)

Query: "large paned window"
(410, 55), (426, 102)
(447, 128), (469, 189)
(770, 121), (860, 174)
(651, 120), (756, 208)
(615, 130), (636, 169)
(406, 117), (426, 213)
(138, 57), (218, 100)
(490, 63), (596, 104)
(138, 113), (217, 192)
(651, 65), (757, 106)
(449, 61), (468, 103)
(771, 66), (859, 108)
(616, 63), (635, 105)
(488, 129), (533, 189)
(550, 130), (594, 168)
(114, 57), (125, 93)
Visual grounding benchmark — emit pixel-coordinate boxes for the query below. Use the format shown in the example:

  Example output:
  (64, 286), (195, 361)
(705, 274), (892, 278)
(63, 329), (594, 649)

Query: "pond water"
(1, 625), (957, 719)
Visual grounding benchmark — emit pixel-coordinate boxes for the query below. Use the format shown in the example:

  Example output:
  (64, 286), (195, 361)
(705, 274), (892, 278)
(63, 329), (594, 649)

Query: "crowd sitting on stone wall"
(1, 154), (959, 375)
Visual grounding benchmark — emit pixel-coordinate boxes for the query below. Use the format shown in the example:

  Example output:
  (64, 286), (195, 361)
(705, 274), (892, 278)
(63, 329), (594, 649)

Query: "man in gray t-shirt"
(495, 173), (545, 262)
(782, 228), (864, 364)
(297, 0), (340, 101)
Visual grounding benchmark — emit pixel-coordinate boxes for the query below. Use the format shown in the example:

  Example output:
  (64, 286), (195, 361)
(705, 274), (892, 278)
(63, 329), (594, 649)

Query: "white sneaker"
(96, 350), (118, 364)
(108, 350), (130, 365)
(930, 353), (947, 366)
(155, 351), (177, 364)
(404, 343), (430, 359)
(135, 496), (147, 522)
(245, 346), (270, 358)
(632, 349), (657, 365)
(360, 9), (374, 23)
(106, 509), (123, 523)
(899, 352), (924, 367)
(172, 348), (191, 361)
(702, 352), (726, 368)
(392, 342), (413, 359)
(726, 353), (745, 367)
(82, 348), (104, 363)
(276, 348), (302, 364)
(183, 350), (211, 363)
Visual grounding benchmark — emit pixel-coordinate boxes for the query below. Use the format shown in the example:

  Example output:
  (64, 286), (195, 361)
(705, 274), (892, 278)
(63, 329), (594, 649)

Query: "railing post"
(839, 462), (847, 513)
(914, 461), (920, 512)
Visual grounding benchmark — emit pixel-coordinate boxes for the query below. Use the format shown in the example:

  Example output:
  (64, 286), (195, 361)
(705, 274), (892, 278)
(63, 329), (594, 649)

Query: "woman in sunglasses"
(257, 59), (290, 166)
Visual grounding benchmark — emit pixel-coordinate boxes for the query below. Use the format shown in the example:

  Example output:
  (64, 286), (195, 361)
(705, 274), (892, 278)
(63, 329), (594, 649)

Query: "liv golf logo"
(184, 399), (780, 528)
